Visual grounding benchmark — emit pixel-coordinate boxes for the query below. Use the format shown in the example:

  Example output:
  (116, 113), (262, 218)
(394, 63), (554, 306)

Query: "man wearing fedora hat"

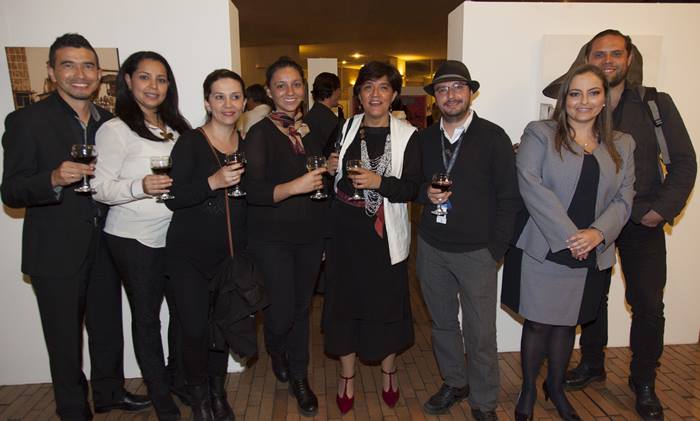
(416, 60), (521, 419)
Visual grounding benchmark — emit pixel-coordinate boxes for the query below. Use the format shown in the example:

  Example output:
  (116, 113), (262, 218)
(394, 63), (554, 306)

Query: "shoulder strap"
(637, 86), (671, 166)
(197, 128), (235, 257)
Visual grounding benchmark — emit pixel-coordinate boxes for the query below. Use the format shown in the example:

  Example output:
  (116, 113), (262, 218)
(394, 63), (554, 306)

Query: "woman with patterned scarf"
(323, 61), (421, 414)
(241, 56), (329, 417)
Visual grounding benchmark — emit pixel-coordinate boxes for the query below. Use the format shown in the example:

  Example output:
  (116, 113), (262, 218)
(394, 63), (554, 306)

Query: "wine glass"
(223, 151), (247, 197)
(70, 144), (97, 193)
(430, 173), (453, 216)
(345, 159), (363, 201)
(150, 156), (174, 202)
(306, 155), (328, 200)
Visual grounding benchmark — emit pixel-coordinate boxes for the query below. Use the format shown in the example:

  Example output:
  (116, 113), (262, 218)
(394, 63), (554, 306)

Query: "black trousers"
(105, 234), (172, 397)
(579, 221), (666, 383)
(249, 240), (324, 379)
(167, 263), (229, 385)
(31, 229), (124, 420)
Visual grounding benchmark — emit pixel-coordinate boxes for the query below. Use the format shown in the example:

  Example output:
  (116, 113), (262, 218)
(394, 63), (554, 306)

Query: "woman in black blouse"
(165, 69), (247, 421)
(324, 61), (421, 414)
(241, 57), (328, 418)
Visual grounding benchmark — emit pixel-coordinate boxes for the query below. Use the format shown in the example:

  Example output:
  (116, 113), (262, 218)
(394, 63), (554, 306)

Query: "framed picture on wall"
(5, 46), (120, 113)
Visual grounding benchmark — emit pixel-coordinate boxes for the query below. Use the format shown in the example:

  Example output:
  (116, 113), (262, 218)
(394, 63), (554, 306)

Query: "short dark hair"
(265, 56), (304, 87)
(245, 84), (273, 107)
(203, 69), (245, 99)
(48, 33), (99, 68)
(115, 51), (190, 142)
(585, 29), (633, 57)
(353, 61), (403, 98)
(311, 72), (340, 101)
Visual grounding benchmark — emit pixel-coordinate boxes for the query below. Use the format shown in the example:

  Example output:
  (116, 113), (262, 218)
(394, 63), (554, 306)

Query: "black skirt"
(322, 200), (414, 361)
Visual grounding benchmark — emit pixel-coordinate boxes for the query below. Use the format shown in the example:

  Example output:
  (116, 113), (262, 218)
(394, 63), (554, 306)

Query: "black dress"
(323, 126), (421, 361)
(164, 129), (247, 384)
(502, 154), (611, 325)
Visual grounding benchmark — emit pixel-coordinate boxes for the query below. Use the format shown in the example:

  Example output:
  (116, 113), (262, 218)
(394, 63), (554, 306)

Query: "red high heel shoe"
(381, 368), (400, 407)
(336, 374), (355, 414)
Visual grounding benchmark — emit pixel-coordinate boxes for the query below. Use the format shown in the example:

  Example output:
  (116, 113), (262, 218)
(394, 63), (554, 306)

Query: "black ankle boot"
(186, 384), (214, 421)
(150, 389), (181, 421)
(288, 378), (318, 417)
(628, 377), (663, 421)
(209, 376), (235, 421)
(271, 353), (289, 383)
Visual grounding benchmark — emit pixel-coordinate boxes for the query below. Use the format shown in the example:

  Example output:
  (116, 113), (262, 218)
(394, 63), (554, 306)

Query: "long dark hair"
(552, 64), (622, 172)
(115, 51), (190, 141)
(202, 69), (246, 122)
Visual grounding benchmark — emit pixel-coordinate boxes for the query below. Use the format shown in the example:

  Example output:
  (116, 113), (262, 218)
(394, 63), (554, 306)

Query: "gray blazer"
(515, 120), (636, 270)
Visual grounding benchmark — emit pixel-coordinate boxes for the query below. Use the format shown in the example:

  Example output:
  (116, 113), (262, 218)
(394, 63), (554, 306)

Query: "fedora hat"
(424, 60), (480, 96)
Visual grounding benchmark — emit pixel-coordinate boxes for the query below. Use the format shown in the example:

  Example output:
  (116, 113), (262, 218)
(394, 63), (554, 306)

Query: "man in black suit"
(1, 33), (150, 420)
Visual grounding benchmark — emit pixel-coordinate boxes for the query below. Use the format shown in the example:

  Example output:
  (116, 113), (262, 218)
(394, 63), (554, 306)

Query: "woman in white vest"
(323, 61), (421, 414)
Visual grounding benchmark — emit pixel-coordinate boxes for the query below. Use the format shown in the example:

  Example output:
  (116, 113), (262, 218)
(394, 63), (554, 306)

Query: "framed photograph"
(5, 46), (120, 112)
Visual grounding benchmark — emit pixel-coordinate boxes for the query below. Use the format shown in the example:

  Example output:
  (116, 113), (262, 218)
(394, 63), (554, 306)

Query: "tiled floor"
(2, 235), (698, 420)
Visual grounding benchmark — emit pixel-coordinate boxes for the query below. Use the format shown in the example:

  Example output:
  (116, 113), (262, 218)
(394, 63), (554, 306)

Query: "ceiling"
(232, 0), (465, 62)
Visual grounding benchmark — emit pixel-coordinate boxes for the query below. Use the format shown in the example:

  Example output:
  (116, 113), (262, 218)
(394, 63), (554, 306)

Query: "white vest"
(334, 114), (416, 265)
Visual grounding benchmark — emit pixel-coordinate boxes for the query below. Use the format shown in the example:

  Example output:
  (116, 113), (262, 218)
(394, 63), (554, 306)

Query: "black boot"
(288, 378), (318, 417)
(186, 384), (214, 421)
(150, 386), (181, 421)
(209, 376), (235, 421)
(564, 362), (606, 391)
(628, 378), (663, 421)
(270, 353), (289, 383)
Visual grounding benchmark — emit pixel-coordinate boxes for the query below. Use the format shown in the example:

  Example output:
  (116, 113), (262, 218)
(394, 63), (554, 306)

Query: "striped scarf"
(267, 111), (309, 155)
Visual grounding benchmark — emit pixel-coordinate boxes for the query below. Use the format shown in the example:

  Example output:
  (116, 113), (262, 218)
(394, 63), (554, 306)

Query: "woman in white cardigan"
(323, 61), (421, 414)
(92, 51), (190, 421)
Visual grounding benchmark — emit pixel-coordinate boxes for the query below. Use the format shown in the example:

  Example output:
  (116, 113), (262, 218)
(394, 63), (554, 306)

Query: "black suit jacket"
(1, 93), (112, 278)
(304, 102), (339, 156)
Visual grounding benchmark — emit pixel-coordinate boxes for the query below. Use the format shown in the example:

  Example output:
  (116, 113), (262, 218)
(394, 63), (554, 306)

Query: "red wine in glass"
(150, 156), (174, 202)
(70, 144), (97, 193)
(223, 151), (247, 197)
(430, 173), (452, 216)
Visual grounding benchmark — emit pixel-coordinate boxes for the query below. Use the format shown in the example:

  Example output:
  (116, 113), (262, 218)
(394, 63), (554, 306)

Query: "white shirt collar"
(440, 110), (474, 144)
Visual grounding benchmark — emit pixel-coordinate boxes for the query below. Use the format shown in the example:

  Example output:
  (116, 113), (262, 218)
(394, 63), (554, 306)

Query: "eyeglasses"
(434, 82), (470, 96)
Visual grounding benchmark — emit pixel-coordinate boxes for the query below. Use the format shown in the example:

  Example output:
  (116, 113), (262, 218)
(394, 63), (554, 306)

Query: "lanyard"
(440, 129), (466, 175)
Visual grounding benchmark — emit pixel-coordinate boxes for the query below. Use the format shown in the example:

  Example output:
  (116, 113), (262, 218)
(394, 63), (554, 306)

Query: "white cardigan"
(334, 114), (416, 265)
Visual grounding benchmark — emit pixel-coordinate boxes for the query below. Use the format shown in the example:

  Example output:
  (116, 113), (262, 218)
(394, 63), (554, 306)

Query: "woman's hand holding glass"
(208, 161), (245, 191)
(347, 167), (381, 190)
(291, 166), (327, 196)
(142, 174), (173, 196)
(567, 228), (604, 260)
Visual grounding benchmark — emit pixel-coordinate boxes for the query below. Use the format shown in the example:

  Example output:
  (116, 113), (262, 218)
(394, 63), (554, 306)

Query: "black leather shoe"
(288, 378), (318, 417)
(94, 391), (152, 413)
(187, 384), (215, 421)
(423, 383), (470, 415)
(210, 376), (235, 421)
(628, 378), (664, 421)
(271, 353), (289, 383)
(471, 408), (497, 421)
(564, 362), (606, 390)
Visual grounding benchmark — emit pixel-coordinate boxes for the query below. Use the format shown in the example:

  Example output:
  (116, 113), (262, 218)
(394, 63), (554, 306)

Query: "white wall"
(0, 0), (241, 384)
(448, 2), (700, 352)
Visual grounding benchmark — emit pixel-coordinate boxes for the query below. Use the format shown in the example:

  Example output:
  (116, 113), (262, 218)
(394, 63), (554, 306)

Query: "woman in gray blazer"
(502, 64), (635, 421)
